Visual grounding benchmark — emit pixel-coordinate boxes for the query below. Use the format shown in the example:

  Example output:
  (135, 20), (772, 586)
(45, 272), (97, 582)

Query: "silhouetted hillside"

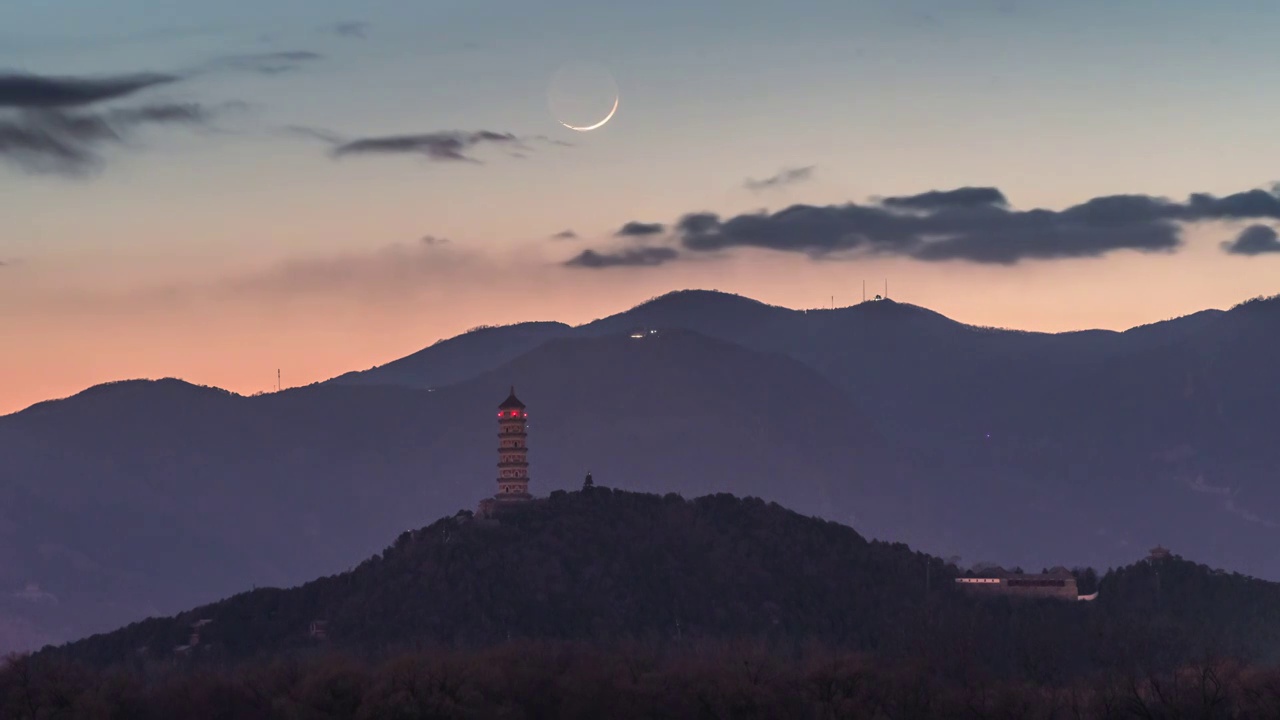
(52, 490), (947, 666)
(0, 330), (906, 653)
(47, 490), (1280, 678)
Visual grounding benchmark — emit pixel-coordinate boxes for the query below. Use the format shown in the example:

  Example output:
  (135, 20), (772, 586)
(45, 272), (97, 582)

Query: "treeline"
(5, 640), (1280, 719)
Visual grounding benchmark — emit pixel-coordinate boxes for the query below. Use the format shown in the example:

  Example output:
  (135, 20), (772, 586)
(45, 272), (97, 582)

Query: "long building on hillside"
(955, 567), (1091, 601)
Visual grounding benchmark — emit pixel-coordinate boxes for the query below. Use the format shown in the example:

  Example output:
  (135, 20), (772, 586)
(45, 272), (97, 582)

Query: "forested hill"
(49, 489), (1280, 677)
(56, 489), (954, 667)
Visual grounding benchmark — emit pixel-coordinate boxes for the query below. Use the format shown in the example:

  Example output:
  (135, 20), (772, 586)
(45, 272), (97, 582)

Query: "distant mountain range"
(327, 288), (1280, 573)
(1, 289), (1277, 654)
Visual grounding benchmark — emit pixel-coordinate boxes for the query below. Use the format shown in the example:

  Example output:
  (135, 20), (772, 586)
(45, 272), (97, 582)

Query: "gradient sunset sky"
(3, 0), (1280, 414)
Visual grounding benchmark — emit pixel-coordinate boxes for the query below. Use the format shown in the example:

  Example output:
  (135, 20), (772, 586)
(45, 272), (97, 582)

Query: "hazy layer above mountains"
(1, 289), (1277, 654)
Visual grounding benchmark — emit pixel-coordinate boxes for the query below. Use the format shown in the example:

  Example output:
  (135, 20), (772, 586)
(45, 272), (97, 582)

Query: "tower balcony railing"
(497, 461), (529, 468)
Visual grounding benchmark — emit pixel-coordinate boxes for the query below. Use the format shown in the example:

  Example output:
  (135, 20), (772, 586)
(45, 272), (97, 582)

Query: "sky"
(3, 0), (1280, 414)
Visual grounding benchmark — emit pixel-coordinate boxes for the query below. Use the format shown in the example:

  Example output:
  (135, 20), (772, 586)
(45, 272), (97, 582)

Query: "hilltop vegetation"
(6, 490), (1280, 718)
(42, 490), (1280, 677)
(51, 489), (952, 667)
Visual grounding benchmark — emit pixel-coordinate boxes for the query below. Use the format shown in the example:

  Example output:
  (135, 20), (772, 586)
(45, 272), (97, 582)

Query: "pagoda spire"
(494, 388), (531, 500)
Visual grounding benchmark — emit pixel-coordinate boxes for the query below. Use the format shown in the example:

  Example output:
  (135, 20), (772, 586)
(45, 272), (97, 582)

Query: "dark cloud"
(0, 58), (301, 177)
(551, 229), (579, 240)
(331, 130), (521, 163)
(579, 185), (1280, 266)
(330, 21), (369, 39)
(744, 165), (814, 192)
(110, 104), (210, 124)
(615, 221), (666, 237)
(0, 52), (315, 111)
(1183, 189), (1280, 220)
(0, 73), (178, 109)
(288, 124), (565, 164)
(420, 235), (450, 246)
(1222, 225), (1280, 256)
(211, 51), (323, 75)
(673, 199), (1177, 265)
(880, 186), (1008, 210)
(564, 247), (679, 269)
(0, 104), (212, 176)
(675, 212), (720, 236)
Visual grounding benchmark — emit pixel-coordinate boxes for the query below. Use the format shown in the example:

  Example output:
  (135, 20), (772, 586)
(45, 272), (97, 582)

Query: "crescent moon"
(559, 94), (619, 132)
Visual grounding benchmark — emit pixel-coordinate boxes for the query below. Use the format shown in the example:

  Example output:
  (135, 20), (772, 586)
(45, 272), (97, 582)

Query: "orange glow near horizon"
(3, 232), (1275, 416)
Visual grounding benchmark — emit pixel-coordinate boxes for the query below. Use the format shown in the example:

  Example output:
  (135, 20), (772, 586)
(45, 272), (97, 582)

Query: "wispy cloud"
(329, 21), (369, 39)
(205, 51), (323, 76)
(210, 239), (481, 302)
(24, 241), (574, 322)
(1184, 475), (1279, 528)
(12, 582), (57, 605)
(564, 247), (678, 268)
(0, 103), (214, 176)
(744, 165), (814, 192)
(550, 229), (579, 240)
(0, 59), (301, 176)
(289, 125), (556, 164)
(0, 24), (235, 55)
(569, 183), (1280, 268)
(333, 130), (519, 162)
(282, 124), (344, 145)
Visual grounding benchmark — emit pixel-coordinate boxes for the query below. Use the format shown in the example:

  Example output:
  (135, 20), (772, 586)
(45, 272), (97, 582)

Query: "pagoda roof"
(498, 386), (526, 409)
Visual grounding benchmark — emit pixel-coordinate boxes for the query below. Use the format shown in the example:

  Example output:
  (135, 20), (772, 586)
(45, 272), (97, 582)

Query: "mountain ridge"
(2, 289), (1278, 656)
(7, 289), (1274, 416)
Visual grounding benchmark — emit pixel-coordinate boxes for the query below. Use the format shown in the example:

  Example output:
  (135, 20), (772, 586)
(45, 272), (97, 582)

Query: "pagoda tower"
(494, 386), (532, 501)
